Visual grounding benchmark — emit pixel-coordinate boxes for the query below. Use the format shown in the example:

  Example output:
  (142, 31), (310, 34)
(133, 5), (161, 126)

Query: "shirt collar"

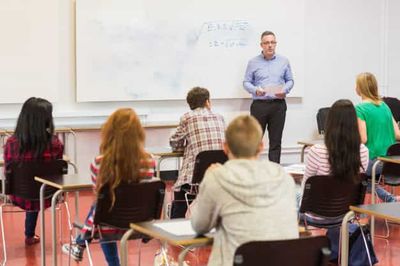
(260, 52), (276, 61)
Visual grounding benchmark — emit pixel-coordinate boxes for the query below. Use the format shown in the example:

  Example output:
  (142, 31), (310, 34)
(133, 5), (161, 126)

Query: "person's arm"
(191, 170), (219, 234)
(243, 60), (261, 96)
(357, 118), (367, 144)
(275, 62), (294, 99)
(169, 116), (188, 149)
(393, 117), (400, 140)
(301, 146), (320, 192)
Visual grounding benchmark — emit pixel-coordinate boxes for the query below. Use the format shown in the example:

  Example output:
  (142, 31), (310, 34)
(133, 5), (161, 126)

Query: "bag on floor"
(327, 224), (378, 266)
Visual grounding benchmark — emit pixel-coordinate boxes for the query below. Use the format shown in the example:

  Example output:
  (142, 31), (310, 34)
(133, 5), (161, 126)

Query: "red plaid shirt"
(170, 108), (225, 189)
(4, 135), (64, 210)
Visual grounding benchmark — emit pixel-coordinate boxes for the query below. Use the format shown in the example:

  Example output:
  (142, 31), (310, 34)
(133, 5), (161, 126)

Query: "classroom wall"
(0, 0), (398, 177)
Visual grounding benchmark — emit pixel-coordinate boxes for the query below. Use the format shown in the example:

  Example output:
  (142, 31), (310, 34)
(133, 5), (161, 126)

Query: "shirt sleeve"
(191, 171), (219, 234)
(302, 146), (320, 191)
(243, 60), (258, 95)
(169, 115), (188, 149)
(355, 105), (366, 121)
(283, 62), (294, 94)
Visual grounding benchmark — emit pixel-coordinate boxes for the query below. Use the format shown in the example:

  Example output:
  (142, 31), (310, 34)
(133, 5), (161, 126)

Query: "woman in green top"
(355, 72), (400, 202)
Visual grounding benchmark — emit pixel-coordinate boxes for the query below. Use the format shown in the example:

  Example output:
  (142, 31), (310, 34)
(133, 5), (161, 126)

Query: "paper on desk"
(154, 220), (215, 236)
(284, 163), (305, 175)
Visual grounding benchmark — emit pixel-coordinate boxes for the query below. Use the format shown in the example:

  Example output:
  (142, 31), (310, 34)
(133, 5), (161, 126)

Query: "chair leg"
(85, 239), (93, 266)
(137, 240), (142, 266)
(356, 220), (373, 266)
(0, 205), (7, 266)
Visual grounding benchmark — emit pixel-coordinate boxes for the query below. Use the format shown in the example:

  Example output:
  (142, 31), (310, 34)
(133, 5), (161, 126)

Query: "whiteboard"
(76, 0), (305, 102)
(0, 0), (60, 104)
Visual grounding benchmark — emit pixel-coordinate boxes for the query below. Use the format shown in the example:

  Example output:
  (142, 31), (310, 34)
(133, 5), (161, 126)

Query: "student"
(62, 108), (155, 266)
(3, 97), (64, 245)
(300, 99), (369, 203)
(169, 87), (225, 218)
(355, 72), (400, 202)
(191, 115), (298, 266)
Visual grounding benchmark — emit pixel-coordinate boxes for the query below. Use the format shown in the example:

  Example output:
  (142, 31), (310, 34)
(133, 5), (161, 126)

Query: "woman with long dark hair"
(4, 97), (63, 245)
(301, 99), (369, 196)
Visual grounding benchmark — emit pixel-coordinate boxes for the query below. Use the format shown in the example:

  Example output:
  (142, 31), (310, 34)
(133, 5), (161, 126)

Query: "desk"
(369, 156), (400, 241)
(120, 219), (212, 266)
(341, 203), (400, 266)
(35, 174), (93, 266)
(147, 147), (184, 178)
(297, 139), (323, 162)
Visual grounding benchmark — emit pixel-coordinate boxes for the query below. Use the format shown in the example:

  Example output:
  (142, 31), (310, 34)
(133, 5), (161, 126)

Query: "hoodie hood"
(211, 159), (292, 207)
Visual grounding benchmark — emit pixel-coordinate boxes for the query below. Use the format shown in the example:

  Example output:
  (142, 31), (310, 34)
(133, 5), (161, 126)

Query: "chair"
(299, 175), (367, 228)
(184, 150), (228, 210)
(83, 180), (165, 266)
(233, 236), (331, 266)
(0, 159), (69, 265)
(383, 96), (400, 122)
(316, 107), (330, 135)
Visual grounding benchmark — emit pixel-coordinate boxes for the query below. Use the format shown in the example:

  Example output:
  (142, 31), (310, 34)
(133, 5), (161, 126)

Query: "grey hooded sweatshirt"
(191, 159), (299, 266)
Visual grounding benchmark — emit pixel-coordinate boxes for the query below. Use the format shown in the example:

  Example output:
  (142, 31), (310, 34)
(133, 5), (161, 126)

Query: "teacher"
(243, 30), (294, 163)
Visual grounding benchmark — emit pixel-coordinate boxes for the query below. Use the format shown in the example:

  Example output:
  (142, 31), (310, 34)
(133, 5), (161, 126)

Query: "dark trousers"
(170, 184), (196, 218)
(250, 99), (287, 163)
(25, 211), (39, 238)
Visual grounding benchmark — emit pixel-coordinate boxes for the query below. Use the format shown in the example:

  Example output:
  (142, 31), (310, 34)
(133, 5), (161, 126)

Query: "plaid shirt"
(170, 108), (225, 189)
(4, 135), (64, 211)
(79, 154), (156, 238)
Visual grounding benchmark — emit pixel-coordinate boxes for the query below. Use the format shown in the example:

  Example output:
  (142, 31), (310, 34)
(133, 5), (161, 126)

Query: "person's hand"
(256, 88), (266, 96)
(275, 92), (286, 99)
(207, 163), (222, 171)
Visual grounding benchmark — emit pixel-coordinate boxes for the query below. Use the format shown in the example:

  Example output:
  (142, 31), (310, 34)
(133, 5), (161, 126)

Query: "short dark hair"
(261, 30), (275, 39)
(186, 87), (210, 110)
(15, 97), (55, 158)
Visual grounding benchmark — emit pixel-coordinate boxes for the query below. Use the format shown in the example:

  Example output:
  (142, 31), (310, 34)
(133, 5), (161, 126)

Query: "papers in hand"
(283, 163), (305, 175)
(263, 85), (283, 94)
(154, 220), (215, 236)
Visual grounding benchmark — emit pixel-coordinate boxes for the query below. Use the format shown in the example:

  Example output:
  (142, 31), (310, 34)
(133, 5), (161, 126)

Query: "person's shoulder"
(248, 53), (263, 63)
(310, 143), (327, 153)
(5, 135), (17, 145)
(275, 54), (290, 62)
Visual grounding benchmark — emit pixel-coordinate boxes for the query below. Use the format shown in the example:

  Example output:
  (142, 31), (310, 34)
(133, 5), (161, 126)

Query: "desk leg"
(120, 228), (134, 266)
(51, 190), (63, 266)
(370, 159), (380, 244)
(340, 211), (355, 266)
(178, 243), (207, 266)
(300, 145), (306, 163)
(40, 184), (47, 266)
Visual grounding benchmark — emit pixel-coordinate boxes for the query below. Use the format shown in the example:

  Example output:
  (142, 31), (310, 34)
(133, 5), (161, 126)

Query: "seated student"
(355, 72), (400, 202)
(4, 97), (64, 245)
(169, 87), (225, 218)
(62, 108), (156, 266)
(191, 115), (298, 266)
(299, 99), (369, 205)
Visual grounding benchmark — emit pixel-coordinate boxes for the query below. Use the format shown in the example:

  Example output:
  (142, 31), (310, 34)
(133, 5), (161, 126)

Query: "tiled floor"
(1, 186), (400, 265)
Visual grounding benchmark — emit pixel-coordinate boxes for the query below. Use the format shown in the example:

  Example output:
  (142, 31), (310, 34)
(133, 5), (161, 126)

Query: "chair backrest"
(233, 236), (331, 266)
(316, 107), (330, 135)
(5, 160), (68, 200)
(382, 143), (400, 177)
(191, 150), (228, 184)
(94, 180), (165, 229)
(383, 96), (400, 122)
(299, 175), (367, 218)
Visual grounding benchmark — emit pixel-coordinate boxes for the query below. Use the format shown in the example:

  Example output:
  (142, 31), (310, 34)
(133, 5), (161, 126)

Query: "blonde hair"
(356, 72), (381, 105)
(96, 108), (149, 206)
(225, 115), (262, 158)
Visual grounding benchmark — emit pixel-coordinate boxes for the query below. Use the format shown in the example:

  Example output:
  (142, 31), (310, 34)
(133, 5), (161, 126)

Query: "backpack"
(327, 223), (378, 266)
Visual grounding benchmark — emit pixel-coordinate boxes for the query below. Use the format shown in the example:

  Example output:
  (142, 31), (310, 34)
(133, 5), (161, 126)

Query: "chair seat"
(300, 213), (345, 229)
(383, 175), (400, 186)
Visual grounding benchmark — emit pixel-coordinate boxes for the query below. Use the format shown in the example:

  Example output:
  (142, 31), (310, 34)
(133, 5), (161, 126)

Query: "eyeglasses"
(261, 41), (277, 45)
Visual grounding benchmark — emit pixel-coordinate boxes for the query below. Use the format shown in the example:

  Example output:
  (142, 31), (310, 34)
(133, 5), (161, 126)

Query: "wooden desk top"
(297, 139), (324, 146)
(147, 147), (184, 158)
(377, 156), (400, 164)
(350, 203), (400, 223)
(131, 219), (213, 246)
(34, 174), (93, 190)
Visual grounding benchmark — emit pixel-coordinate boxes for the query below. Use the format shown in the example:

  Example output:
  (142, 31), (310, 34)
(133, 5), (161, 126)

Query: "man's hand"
(256, 88), (266, 96)
(275, 92), (286, 99)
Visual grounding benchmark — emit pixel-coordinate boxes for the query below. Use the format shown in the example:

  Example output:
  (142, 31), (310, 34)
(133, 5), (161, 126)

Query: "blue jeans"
(366, 159), (397, 202)
(75, 235), (120, 266)
(25, 211), (39, 238)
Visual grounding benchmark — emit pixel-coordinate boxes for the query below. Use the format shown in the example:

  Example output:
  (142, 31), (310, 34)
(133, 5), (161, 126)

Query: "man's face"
(260, 34), (277, 59)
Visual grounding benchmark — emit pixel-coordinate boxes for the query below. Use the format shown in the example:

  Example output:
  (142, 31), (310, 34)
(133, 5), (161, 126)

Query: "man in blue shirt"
(243, 30), (294, 163)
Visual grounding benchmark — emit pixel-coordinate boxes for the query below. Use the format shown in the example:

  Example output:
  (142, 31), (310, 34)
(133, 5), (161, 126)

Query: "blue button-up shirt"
(243, 53), (294, 100)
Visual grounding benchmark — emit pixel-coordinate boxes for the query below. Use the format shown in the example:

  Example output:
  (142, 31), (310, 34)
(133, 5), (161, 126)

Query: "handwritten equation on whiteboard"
(200, 20), (251, 48)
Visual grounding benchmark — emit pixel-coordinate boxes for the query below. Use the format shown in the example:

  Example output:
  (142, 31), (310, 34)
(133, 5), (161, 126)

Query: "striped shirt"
(170, 107), (225, 189)
(302, 143), (369, 192)
(80, 154), (156, 237)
